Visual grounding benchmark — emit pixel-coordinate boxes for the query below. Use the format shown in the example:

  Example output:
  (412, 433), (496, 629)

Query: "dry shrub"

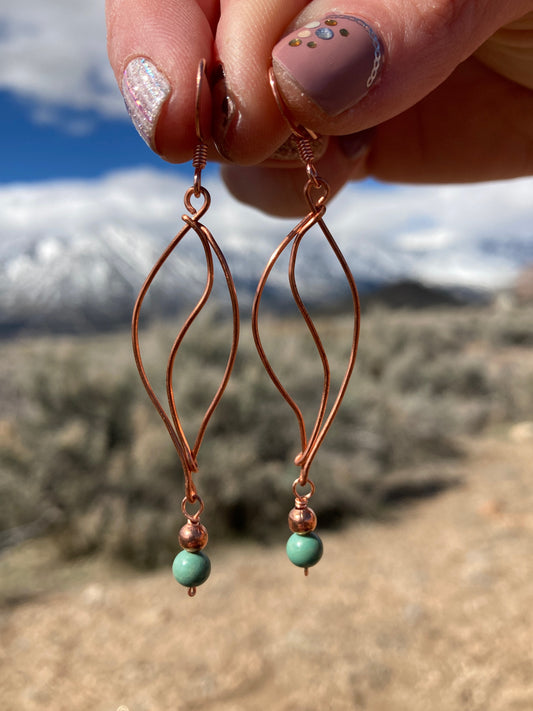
(0, 304), (532, 567)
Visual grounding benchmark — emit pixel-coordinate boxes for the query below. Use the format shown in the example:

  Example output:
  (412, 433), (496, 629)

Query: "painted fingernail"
(122, 57), (171, 148)
(271, 134), (328, 162)
(272, 15), (383, 116)
(211, 62), (240, 160)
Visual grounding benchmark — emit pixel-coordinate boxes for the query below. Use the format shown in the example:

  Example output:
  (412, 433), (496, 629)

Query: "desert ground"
(1, 427), (532, 711)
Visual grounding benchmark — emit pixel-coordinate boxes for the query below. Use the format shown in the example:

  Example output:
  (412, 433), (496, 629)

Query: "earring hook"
(268, 67), (318, 142)
(192, 59), (209, 196)
(195, 58), (208, 145)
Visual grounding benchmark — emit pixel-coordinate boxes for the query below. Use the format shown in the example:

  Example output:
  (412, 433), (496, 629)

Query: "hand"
(107, 0), (533, 215)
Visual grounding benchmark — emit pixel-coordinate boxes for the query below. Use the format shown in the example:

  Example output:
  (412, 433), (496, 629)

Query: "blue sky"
(1, 91), (159, 182)
(1, 0), (532, 292)
(0, 0), (184, 183)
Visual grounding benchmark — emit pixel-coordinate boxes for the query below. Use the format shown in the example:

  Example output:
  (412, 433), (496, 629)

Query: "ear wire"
(252, 68), (361, 575)
(131, 59), (240, 596)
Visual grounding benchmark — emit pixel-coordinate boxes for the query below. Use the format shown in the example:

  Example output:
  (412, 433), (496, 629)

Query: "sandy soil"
(1, 429), (533, 711)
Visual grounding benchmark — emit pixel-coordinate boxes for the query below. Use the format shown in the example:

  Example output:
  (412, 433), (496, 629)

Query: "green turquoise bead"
(172, 550), (211, 588)
(286, 532), (323, 568)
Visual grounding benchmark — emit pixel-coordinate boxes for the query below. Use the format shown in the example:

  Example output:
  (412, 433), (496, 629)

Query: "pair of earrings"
(131, 60), (360, 597)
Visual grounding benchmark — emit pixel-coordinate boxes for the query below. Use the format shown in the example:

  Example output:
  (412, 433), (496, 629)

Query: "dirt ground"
(1, 428), (533, 711)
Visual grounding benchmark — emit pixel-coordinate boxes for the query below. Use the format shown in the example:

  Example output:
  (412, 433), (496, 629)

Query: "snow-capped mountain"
(1, 170), (532, 334)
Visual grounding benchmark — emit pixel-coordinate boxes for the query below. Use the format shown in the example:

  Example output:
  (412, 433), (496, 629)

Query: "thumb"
(215, 0), (531, 161)
(272, 0), (532, 135)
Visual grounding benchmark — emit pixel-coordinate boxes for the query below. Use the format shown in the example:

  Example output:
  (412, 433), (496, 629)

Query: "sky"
(1, 0), (532, 293)
(0, 0), (166, 182)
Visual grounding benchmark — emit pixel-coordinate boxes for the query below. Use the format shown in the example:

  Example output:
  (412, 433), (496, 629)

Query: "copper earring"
(131, 60), (240, 596)
(251, 70), (361, 575)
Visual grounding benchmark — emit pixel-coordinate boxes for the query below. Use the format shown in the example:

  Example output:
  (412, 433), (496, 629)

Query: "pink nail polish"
(272, 15), (383, 116)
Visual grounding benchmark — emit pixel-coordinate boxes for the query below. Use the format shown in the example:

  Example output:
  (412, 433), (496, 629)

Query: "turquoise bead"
(286, 532), (323, 568)
(172, 550), (211, 588)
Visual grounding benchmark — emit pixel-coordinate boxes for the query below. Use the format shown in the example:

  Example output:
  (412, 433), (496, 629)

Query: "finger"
(212, 0), (308, 164)
(223, 56), (533, 215)
(214, 0), (531, 163)
(221, 138), (369, 216)
(369, 56), (533, 182)
(106, 0), (219, 162)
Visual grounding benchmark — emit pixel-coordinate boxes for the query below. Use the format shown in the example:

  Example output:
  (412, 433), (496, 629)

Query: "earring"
(251, 70), (361, 575)
(131, 60), (240, 597)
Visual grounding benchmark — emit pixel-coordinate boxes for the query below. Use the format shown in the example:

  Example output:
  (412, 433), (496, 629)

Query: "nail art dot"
(305, 21), (320, 29)
(324, 19), (338, 26)
(315, 27), (334, 40)
(289, 38), (302, 47)
(298, 30), (311, 38)
(340, 28), (349, 37)
(307, 41), (317, 48)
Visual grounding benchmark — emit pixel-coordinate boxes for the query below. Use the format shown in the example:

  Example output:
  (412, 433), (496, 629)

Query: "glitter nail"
(122, 57), (171, 148)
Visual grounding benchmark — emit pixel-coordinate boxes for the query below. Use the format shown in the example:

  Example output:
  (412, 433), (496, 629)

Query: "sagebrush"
(1, 304), (531, 567)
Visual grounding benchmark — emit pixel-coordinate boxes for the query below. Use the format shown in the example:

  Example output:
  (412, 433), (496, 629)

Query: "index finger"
(106, 0), (218, 162)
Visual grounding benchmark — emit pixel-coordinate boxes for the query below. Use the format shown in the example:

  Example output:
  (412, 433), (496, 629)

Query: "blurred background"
(1, 1), (533, 710)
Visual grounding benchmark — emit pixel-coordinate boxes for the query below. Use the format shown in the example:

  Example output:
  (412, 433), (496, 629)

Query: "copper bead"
(288, 505), (317, 533)
(179, 521), (208, 551)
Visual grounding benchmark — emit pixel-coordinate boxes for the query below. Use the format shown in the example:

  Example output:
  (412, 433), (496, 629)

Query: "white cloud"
(0, 0), (123, 124)
(397, 228), (456, 251)
(1, 169), (532, 294)
(329, 178), (533, 288)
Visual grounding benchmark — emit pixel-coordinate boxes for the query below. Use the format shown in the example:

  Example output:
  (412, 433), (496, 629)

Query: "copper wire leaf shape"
(131, 186), (240, 501)
(252, 205), (360, 484)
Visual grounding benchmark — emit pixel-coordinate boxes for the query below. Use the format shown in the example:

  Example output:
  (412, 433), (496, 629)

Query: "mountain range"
(1, 170), (532, 335)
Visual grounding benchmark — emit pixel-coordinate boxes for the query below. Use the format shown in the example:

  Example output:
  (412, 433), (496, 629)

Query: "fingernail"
(271, 134), (329, 162)
(337, 127), (376, 160)
(272, 15), (383, 116)
(211, 62), (240, 160)
(122, 57), (171, 148)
